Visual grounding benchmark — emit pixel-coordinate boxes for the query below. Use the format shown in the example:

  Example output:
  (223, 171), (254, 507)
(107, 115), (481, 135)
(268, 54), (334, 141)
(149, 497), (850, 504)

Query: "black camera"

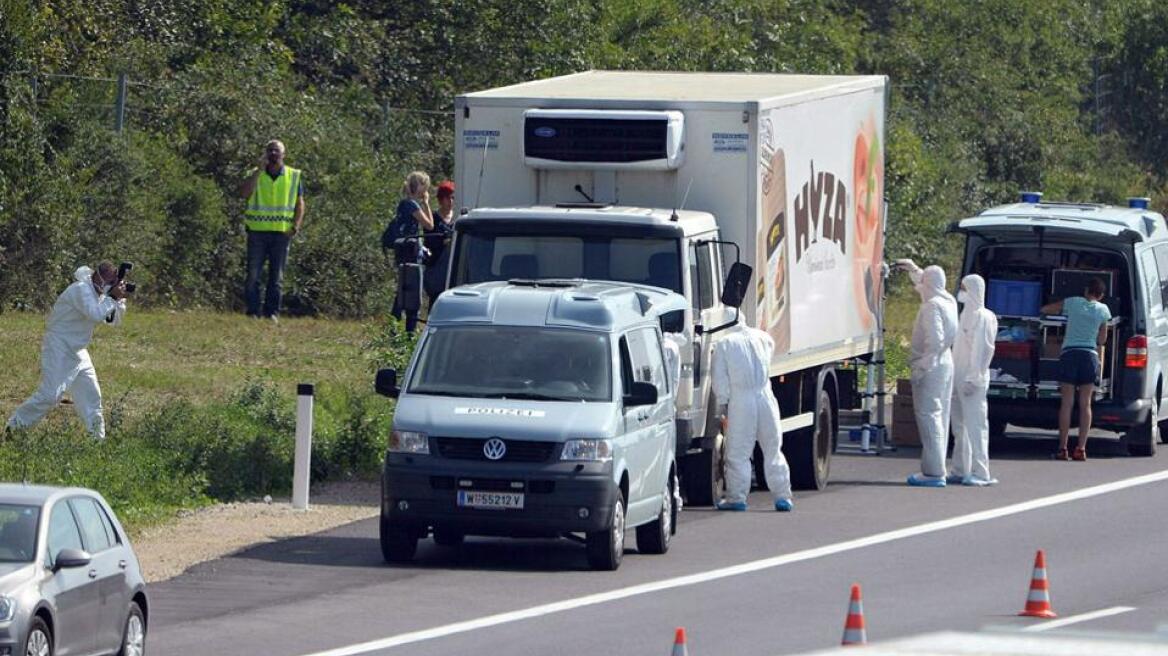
(118, 262), (137, 294)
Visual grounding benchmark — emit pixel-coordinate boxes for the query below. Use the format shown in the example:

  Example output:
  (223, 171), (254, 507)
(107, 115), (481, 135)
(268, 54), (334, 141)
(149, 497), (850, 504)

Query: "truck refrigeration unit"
(447, 71), (889, 503)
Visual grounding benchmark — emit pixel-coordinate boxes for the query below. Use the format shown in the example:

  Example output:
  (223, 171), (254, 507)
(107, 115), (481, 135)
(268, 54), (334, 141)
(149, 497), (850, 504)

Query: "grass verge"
(0, 310), (414, 533)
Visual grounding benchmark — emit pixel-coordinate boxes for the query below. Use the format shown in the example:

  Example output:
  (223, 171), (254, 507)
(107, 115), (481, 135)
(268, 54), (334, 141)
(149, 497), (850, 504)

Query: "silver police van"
(952, 194), (1168, 456)
(374, 279), (688, 570)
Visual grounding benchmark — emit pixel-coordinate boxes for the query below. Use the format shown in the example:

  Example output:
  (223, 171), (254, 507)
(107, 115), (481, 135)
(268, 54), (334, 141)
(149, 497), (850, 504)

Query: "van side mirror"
(374, 369), (400, 398)
(721, 262), (752, 309)
(53, 548), (91, 572)
(624, 381), (658, 407)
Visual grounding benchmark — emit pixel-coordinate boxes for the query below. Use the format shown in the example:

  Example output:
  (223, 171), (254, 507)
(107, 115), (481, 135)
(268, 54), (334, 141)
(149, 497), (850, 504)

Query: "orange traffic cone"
(671, 627), (688, 655)
(1019, 549), (1058, 618)
(841, 584), (867, 645)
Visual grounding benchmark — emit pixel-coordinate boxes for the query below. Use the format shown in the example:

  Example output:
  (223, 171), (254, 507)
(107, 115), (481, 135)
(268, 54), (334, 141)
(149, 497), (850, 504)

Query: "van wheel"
(683, 435), (725, 506)
(1158, 418), (1168, 444)
(586, 495), (625, 570)
(789, 389), (834, 490)
(379, 513), (418, 563)
(1127, 415), (1158, 457)
(637, 473), (674, 555)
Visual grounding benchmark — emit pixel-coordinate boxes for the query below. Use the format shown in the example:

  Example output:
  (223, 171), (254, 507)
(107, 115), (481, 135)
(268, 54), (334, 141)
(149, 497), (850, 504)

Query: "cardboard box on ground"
(892, 378), (920, 446)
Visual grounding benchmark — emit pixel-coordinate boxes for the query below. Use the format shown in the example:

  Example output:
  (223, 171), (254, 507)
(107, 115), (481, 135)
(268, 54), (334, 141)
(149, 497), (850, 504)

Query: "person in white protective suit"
(896, 259), (959, 487)
(6, 263), (128, 440)
(711, 323), (793, 512)
(947, 274), (999, 486)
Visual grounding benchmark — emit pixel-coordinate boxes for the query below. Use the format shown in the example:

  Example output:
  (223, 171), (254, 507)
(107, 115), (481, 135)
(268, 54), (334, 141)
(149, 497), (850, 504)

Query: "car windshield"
(409, 326), (612, 402)
(453, 232), (683, 293)
(0, 504), (40, 563)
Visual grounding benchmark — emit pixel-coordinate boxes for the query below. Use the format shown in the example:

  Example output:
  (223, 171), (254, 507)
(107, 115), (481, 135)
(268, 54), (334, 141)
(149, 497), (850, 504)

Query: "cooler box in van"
(987, 279), (1042, 317)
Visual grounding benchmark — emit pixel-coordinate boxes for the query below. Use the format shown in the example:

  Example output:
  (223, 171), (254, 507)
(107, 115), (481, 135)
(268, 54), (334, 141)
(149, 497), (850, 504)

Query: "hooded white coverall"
(904, 262), (959, 481)
(949, 274), (998, 484)
(7, 266), (126, 439)
(712, 324), (791, 504)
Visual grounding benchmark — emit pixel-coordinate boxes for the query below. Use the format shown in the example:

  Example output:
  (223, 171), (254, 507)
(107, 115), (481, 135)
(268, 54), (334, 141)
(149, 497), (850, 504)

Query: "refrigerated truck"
(447, 71), (889, 502)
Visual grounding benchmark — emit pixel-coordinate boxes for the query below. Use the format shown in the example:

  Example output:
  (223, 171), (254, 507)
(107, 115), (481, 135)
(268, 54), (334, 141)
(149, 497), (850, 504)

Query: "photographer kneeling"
(6, 262), (128, 440)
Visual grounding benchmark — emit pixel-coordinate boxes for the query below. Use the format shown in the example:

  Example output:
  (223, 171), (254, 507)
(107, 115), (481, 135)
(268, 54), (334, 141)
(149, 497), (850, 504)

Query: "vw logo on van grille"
(483, 438), (507, 461)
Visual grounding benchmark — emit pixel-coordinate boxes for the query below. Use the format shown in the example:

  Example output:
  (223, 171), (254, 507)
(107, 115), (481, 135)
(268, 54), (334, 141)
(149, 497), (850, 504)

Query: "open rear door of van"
(949, 217), (1130, 404)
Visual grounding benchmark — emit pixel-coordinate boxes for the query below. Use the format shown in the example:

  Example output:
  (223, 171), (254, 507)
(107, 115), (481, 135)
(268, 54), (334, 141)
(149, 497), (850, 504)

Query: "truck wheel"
(683, 434), (725, 507)
(432, 526), (465, 547)
(788, 389), (834, 490)
(636, 473), (674, 555)
(1127, 414), (1158, 457)
(586, 494), (625, 570)
(379, 513), (418, 563)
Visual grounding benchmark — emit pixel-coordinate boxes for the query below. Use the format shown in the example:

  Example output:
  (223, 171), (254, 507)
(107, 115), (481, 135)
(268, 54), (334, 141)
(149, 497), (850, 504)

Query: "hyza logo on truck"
(454, 407), (547, 418)
(793, 161), (849, 262)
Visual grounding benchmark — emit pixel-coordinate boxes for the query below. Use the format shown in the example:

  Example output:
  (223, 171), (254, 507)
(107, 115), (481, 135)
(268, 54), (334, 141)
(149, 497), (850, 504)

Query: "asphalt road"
(149, 430), (1168, 655)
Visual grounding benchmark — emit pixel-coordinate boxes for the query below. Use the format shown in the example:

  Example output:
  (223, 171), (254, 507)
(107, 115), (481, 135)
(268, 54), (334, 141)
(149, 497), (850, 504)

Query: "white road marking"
(1021, 606), (1136, 632)
(301, 468), (1168, 656)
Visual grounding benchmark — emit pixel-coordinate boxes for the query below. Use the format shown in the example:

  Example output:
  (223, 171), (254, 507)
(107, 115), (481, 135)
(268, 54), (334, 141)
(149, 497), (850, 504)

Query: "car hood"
(394, 395), (622, 440)
(0, 562), (36, 591)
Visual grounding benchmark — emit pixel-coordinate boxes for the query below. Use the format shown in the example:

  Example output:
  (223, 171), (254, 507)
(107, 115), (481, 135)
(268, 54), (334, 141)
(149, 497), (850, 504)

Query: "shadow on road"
(229, 529), (624, 573)
(989, 431), (1130, 460)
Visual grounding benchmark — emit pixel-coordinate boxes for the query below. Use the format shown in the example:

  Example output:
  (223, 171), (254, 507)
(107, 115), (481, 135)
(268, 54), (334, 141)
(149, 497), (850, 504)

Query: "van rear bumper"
(988, 395), (1153, 432)
(381, 455), (618, 537)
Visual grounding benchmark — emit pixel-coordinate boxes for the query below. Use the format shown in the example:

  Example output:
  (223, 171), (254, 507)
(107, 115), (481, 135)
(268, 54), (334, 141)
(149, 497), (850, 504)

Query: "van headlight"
(561, 439), (613, 462)
(389, 430), (430, 454)
(0, 595), (14, 622)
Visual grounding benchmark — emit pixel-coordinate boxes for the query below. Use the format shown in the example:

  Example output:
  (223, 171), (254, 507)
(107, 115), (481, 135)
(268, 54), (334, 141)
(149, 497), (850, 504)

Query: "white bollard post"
(292, 383), (314, 510)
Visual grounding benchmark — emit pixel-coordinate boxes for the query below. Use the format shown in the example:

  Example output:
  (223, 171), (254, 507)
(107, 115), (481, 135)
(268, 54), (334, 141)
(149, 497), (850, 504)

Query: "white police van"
(952, 193), (1168, 455)
(374, 279), (696, 570)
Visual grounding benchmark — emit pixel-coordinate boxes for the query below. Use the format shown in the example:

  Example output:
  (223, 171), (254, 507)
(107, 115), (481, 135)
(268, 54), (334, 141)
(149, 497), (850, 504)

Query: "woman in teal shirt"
(1040, 278), (1111, 461)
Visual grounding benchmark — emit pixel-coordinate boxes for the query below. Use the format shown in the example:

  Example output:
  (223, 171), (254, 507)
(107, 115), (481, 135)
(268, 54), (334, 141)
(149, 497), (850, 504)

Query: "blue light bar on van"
(1129, 197), (1151, 209)
(1019, 191), (1043, 204)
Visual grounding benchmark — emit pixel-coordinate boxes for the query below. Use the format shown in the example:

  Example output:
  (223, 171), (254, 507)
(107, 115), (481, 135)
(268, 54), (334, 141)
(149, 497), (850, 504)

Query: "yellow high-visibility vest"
(245, 166), (301, 232)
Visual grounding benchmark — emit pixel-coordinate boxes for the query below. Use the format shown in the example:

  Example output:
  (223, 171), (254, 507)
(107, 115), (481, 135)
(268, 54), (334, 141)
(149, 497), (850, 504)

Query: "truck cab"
(375, 279), (688, 570)
(449, 206), (732, 477)
(952, 194), (1168, 456)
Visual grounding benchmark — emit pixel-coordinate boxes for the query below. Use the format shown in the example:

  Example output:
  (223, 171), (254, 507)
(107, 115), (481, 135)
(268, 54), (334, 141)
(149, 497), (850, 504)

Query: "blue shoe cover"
(962, 476), (998, 487)
(774, 498), (794, 512)
(945, 474), (965, 485)
(716, 500), (748, 511)
(906, 473), (946, 488)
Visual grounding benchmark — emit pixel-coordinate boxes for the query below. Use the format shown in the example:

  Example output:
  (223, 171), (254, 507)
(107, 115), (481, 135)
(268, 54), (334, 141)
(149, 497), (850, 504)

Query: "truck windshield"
(408, 326), (612, 402)
(452, 231), (682, 293)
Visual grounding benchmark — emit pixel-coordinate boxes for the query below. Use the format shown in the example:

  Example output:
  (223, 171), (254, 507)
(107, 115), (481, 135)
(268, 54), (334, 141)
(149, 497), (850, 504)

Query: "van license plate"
(457, 491), (525, 510)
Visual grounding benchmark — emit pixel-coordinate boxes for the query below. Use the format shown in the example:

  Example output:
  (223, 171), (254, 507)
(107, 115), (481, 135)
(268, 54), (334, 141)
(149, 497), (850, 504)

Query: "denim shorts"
(1058, 348), (1100, 386)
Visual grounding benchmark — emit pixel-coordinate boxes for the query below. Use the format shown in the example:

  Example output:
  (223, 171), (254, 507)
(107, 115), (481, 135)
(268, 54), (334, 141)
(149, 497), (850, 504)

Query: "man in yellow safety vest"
(238, 139), (306, 322)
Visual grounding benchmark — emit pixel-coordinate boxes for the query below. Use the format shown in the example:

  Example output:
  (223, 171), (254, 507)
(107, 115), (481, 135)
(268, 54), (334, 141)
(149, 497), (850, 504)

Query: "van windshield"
(452, 229), (683, 293)
(408, 326), (612, 402)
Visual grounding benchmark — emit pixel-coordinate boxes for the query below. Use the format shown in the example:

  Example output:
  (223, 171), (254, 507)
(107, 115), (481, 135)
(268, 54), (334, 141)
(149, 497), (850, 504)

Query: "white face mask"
(957, 289), (969, 304)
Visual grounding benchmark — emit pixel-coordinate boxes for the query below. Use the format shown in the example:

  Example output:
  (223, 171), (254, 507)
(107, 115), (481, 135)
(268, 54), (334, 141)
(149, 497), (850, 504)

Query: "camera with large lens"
(118, 262), (137, 294)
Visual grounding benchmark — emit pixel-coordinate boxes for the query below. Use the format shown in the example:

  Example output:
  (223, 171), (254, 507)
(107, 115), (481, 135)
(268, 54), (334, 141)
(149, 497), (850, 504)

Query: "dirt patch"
(132, 480), (379, 582)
